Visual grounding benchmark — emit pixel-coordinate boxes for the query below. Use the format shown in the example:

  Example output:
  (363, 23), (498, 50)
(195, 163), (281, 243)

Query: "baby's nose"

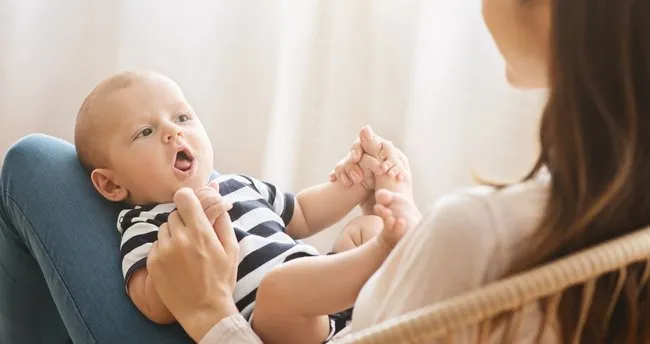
(164, 127), (183, 142)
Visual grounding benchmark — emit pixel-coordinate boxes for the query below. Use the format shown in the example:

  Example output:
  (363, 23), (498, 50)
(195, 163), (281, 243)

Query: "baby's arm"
(286, 128), (411, 239)
(128, 267), (175, 324)
(285, 181), (369, 239)
(285, 154), (388, 239)
(127, 182), (232, 325)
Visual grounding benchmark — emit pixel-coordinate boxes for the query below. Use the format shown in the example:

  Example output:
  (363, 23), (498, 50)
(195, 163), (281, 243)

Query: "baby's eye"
(136, 127), (153, 139)
(177, 114), (192, 123)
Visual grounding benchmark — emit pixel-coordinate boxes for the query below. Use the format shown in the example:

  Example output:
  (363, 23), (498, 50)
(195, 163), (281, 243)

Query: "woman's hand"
(147, 188), (240, 342)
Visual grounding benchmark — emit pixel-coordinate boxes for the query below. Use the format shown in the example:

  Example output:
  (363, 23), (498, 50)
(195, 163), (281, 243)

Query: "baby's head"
(75, 70), (214, 205)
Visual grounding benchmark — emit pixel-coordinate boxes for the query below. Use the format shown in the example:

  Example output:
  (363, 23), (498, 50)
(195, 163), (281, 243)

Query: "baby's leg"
(331, 215), (382, 253)
(252, 228), (391, 344)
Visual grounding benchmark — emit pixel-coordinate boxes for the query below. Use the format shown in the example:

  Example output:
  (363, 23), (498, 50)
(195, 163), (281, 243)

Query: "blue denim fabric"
(0, 134), (195, 343)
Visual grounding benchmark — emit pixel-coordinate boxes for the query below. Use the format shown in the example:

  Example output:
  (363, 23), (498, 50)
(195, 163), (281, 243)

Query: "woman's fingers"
(389, 158), (410, 181)
(358, 126), (382, 157)
(167, 210), (184, 237)
(359, 126), (405, 174)
(358, 154), (385, 176)
(158, 222), (172, 241)
(377, 140), (404, 173)
(213, 212), (239, 260)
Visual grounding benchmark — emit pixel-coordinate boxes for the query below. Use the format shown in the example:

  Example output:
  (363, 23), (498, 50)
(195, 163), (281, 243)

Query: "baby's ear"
(91, 168), (128, 202)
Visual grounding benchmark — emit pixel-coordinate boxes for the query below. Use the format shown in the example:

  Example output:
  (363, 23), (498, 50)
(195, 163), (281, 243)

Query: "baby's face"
(98, 76), (214, 205)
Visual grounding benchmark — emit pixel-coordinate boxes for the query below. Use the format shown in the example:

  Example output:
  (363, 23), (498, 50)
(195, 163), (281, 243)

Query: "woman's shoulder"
(420, 173), (550, 281)
(431, 171), (549, 219)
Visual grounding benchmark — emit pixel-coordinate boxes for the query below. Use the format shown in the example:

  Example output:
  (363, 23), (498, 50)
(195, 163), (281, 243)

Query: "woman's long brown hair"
(508, 0), (650, 342)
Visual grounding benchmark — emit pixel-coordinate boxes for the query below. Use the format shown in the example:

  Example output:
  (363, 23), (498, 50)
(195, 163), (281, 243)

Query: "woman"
(1, 0), (648, 344)
(140, 0), (650, 342)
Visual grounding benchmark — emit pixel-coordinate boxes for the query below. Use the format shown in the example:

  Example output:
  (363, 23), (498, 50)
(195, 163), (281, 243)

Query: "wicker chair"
(333, 227), (650, 344)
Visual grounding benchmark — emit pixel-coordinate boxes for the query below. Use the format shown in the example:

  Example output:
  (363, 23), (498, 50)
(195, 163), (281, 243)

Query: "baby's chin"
(129, 173), (211, 205)
(172, 173), (212, 194)
(179, 178), (207, 192)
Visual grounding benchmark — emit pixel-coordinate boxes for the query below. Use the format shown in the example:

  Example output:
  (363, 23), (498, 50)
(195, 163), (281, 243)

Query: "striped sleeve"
(116, 207), (163, 290)
(240, 175), (295, 226)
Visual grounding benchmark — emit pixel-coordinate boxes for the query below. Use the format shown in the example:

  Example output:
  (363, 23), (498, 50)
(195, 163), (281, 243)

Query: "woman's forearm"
(197, 313), (263, 344)
(180, 300), (240, 342)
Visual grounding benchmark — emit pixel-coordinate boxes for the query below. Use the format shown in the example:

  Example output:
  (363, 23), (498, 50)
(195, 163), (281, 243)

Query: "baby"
(74, 70), (414, 344)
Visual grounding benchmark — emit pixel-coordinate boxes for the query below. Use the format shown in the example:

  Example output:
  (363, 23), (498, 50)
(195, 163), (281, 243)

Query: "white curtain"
(0, 0), (546, 251)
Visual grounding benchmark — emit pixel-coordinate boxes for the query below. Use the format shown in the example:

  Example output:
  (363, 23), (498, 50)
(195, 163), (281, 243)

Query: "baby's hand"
(329, 145), (383, 191)
(373, 189), (422, 250)
(331, 126), (413, 195)
(195, 181), (233, 227)
(330, 126), (404, 190)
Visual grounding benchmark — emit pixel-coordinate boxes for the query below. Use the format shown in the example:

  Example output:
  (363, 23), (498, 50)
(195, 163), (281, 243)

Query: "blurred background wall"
(0, 0), (546, 251)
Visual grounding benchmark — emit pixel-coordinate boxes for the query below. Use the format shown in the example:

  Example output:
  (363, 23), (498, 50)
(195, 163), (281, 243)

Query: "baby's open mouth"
(174, 149), (194, 172)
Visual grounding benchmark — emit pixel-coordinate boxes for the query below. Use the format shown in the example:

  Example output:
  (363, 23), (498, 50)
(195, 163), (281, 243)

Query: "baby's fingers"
(196, 190), (223, 213)
(344, 163), (364, 184)
(339, 173), (352, 187)
(349, 140), (363, 164)
(333, 159), (353, 187)
(208, 180), (221, 193)
(204, 202), (233, 224)
(329, 170), (337, 182)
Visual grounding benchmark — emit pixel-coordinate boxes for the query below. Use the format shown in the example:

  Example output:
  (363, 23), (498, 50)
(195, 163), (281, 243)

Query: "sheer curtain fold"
(0, 0), (543, 251)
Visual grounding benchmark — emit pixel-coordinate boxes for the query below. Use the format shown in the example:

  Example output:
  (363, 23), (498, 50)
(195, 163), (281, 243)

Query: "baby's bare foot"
(373, 189), (421, 249)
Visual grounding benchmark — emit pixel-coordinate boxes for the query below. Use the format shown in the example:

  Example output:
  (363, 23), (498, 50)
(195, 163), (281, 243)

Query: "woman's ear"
(91, 168), (128, 202)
